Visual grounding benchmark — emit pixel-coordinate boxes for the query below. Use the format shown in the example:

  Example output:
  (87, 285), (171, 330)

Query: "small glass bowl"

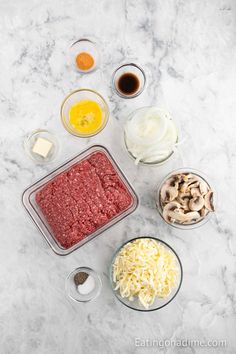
(60, 89), (109, 138)
(69, 39), (100, 73)
(112, 63), (146, 98)
(65, 267), (102, 303)
(123, 106), (178, 166)
(110, 236), (183, 312)
(156, 168), (216, 229)
(24, 130), (59, 164)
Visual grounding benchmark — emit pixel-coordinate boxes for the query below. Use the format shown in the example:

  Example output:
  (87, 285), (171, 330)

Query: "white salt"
(77, 275), (95, 295)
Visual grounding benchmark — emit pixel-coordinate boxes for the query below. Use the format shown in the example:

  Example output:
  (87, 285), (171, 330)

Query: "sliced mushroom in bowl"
(156, 169), (216, 229)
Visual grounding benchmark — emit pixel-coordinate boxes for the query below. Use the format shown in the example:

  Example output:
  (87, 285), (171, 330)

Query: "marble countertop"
(0, 0), (236, 353)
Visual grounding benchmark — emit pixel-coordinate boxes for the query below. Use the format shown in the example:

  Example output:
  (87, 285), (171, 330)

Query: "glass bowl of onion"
(123, 106), (178, 166)
(110, 236), (183, 311)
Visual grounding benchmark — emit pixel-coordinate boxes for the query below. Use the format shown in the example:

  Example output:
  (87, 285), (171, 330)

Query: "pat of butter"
(32, 137), (53, 158)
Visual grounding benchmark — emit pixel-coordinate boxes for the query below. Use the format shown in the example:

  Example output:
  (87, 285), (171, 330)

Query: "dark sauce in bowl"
(117, 73), (140, 96)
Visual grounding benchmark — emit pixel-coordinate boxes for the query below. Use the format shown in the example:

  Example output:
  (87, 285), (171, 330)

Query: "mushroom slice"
(188, 181), (200, 189)
(180, 177), (199, 193)
(160, 183), (168, 202)
(168, 210), (201, 224)
(177, 192), (190, 211)
(168, 175), (180, 188)
(179, 182), (189, 193)
(176, 173), (186, 182)
(200, 207), (208, 217)
(176, 197), (190, 211)
(204, 190), (214, 212)
(182, 211), (201, 224)
(190, 187), (201, 197)
(199, 181), (209, 195)
(160, 184), (178, 203)
(168, 209), (187, 223)
(164, 175), (181, 188)
(179, 191), (191, 198)
(189, 196), (205, 211)
(186, 174), (200, 182)
(162, 202), (181, 223)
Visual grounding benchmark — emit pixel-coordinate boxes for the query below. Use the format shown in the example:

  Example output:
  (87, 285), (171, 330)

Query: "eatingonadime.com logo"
(135, 338), (227, 348)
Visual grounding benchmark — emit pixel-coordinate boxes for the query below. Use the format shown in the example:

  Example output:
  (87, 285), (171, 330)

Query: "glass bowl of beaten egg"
(61, 89), (109, 138)
(110, 236), (183, 312)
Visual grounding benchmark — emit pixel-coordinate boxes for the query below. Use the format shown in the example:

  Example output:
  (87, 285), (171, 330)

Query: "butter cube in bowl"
(24, 130), (59, 163)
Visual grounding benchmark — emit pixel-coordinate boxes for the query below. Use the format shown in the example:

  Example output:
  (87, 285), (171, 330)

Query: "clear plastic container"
(22, 145), (139, 255)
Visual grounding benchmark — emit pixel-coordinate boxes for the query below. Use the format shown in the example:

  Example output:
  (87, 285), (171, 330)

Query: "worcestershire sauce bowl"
(112, 63), (146, 99)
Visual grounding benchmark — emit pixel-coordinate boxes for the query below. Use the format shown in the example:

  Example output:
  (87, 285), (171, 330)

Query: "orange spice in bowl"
(76, 52), (94, 71)
(70, 39), (99, 73)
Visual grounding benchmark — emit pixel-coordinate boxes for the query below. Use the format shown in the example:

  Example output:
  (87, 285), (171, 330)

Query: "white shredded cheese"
(113, 238), (179, 309)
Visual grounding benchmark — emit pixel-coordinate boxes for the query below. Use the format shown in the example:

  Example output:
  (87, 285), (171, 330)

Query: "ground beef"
(36, 151), (133, 249)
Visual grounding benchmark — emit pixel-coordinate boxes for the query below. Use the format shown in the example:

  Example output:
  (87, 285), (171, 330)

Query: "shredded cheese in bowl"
(112, 238), (181, 310)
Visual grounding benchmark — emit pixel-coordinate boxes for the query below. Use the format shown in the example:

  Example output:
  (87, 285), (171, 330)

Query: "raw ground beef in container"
(35, 151), (133, 249)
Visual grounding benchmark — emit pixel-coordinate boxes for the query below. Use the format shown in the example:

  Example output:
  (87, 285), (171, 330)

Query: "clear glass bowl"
(65, 267), (102, 302)
(110, 236), (183, 312)
(123, 106), (178, 166)
(156, 168), (216, 229)
(112, 63), (146, 98)
(60, 89), (109, 138)
(69, 39), (100, 73)
(22, 145), (139, 256)
(24, 130), (59, 164)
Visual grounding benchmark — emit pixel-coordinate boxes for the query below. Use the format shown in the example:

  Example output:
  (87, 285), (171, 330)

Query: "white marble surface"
(0, 0), (236, 353)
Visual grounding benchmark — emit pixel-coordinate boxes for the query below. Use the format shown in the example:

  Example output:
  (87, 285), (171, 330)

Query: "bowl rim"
(156, 167), (216, 229)
(60, 88), (109, 138)
(70, 38), (97, 48)
(111, 63), (146, 99)
(109, 236), (183, 312)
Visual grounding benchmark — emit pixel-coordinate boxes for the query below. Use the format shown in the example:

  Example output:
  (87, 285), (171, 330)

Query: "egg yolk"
(69, 100), (103, 134)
